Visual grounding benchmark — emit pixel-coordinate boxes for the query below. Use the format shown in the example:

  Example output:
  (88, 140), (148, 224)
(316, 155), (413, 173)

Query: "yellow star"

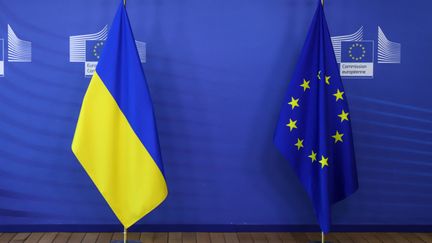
(317, 70), (321, 80)
(300, 79), (310, 91)
(325, 76), (331, 85)
(333, 89), (344, 101)
(294, 138), (304, 150)
(308, 150), (317, 162)
(332, 131), (344, 143)
(286, 119), (297, 131)
(319, 155), (329, 169)
(338, 110), (349, 122)
(288, 97), (300, 110)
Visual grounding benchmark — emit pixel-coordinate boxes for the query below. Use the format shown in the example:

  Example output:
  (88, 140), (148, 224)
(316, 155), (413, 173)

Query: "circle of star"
(348, 43), (366, 61)
(93, 41), (104, 60)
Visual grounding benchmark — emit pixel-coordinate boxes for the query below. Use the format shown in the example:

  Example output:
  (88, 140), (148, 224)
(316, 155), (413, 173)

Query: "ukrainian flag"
(72, 2), (167, 229)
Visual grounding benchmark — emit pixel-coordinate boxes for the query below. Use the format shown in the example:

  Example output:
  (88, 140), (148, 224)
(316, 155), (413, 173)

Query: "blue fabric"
(96, 1), (164, 173)
(274, 1), (358, 233)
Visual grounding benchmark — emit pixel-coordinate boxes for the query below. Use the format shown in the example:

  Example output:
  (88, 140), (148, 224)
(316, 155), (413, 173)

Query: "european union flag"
(85, 40), (105, 61)
(274, 1), (358, 233)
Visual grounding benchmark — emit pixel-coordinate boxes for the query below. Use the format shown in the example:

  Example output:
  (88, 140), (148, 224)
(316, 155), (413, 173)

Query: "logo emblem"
(340, 41), (374, 78)
(70, 26), (146, 77)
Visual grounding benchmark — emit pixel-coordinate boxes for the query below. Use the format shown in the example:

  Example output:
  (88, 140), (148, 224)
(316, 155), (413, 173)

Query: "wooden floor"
(0, 232), (431, 243)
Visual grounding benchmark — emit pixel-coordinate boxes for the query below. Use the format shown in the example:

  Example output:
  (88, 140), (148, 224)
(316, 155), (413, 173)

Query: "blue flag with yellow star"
(274, 1), (358, 233)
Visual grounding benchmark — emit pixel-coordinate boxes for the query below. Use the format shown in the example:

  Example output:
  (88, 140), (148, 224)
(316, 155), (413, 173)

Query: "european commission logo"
(69, 26), (146, 77)
(0, 25), (32, 77)
(340, 41), (374, 78)
(331, 26), (401, 79)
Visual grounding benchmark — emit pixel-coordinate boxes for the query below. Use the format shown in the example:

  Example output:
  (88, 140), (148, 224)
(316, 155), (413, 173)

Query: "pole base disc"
(111, 241), (141, 243)
(309, 241), (333, 243)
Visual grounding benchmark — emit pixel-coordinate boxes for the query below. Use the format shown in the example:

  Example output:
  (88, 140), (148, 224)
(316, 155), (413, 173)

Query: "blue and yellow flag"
(72, 2), (167, 229)
(274, 1), (358, 233)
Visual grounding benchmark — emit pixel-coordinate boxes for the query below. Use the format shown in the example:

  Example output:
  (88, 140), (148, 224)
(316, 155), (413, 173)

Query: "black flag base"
(309, 241), (333, 243)
(111, 241), (141, 243)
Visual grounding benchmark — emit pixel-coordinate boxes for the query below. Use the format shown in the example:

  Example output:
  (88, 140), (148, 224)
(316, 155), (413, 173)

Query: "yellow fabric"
(72, 73), (168, 228)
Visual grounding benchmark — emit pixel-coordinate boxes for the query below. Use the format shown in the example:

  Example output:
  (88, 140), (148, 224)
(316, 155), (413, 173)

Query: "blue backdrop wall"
(0, 0), (431, 231)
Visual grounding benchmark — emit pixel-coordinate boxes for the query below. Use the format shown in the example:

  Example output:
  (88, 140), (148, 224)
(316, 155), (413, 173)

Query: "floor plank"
(153, 232), (168, 243)
(277, 233), (296, 243)
(111, 232), (124, 241)
(291, 233), (309, 243)
(196, 232), (211, 243)
(82, 233), (99, 243)
(53, 232), (71, 243)
(24, 233), (44, 243)
(96, 233), (113, 243)
(237, 232), (253, 243)
(168, 232), (182, 243)
(415, 233), (432, 242)
(209, 233), (225, 243)
(38, 233), (58, 243)
(0, 233), (17, 243)
(250, 233), (267, 243)
(385, 232), (410, 243)
(182, 232), (196, 243)
(332, 232), (355, 243)
(140, 232), (154, 243)
(264, 232), (281, 243)
(11, 232), (31, 242)
(224, 233), (239, 243)
(305, 232), (321, 242)
(67, 233), (85, 243)
(400, 233), (426, 243)
(374, 232), (396, 243)
(361, 233), (380, 243)
(343, 233), (363, 243)
(128, 232), (141, 241)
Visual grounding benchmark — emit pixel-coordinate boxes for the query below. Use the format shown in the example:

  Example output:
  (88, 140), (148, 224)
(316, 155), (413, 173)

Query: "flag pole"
(321, 3), (325, 243)
(123, 0), (126, 6)
(124, 227), (127, 243)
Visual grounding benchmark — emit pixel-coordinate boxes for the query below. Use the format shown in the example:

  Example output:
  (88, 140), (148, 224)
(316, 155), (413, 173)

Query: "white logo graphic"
(70, 26), (146, 77)
(135, 41), (146, 63)
(8, 25), (32, 62)
(0, 39), (4, 77)
(377, 26), (401, 64)
(331, 26), (364, 63)
(0, 25), (32, 77)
